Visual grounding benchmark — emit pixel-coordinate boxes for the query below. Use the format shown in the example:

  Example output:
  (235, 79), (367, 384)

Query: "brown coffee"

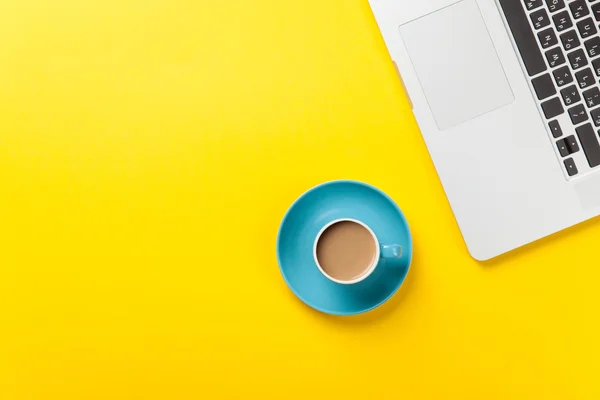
(316, 221), (377, 282)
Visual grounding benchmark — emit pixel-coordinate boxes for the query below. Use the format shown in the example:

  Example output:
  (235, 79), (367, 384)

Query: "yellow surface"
(2, 1), (600, 398)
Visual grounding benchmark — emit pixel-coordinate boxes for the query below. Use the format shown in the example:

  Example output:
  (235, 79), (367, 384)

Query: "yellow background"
(1, 0), (600, 398)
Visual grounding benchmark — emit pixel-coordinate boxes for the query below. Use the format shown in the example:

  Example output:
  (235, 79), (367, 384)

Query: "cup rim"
(313, 218), (380, 285)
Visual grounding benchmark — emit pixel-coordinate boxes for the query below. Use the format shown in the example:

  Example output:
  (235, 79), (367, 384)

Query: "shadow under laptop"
(479, 214), (600, 268)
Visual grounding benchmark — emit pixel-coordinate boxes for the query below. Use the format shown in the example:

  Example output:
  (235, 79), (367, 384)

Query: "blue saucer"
(277, 180), (412, 316)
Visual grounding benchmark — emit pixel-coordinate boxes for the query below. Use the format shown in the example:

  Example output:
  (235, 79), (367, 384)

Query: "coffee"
(316, 221), (378, 282)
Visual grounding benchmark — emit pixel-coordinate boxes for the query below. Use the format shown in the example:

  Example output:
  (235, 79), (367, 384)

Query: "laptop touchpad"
(400, 0), (514, 130)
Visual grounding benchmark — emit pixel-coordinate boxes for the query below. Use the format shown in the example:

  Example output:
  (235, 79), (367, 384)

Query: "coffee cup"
(313, 218), (403, 285)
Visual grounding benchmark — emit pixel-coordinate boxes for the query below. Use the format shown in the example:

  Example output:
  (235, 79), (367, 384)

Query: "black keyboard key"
(576, 123), (600, 166)
(570, 0), (590, 19)
(532, 74), (558, 100)
(553, 65), (574, 86)
(564, 158), (579, 176)
(546, 47), (566, 68)
(546, 0), (565, 13)
(557, 138), (571, 156)
(591, 107), (600, 126)
(553, 10), (573, 31)
(524, 0), (543, 10)
(566, 135), (581, 153)
(568, 48), (588, 69)
(549, 119), (563, 137)
(577, 17), (597, 38)
(584, 36), (600, 57)
(569, 103), (589, 124)
(593, 3), (600, 22)
(539, 28), (559, 49)
(560, 30), (580, 51)
(542, 97), (565, 118)
(531, 9), (551, 30)
(583, 86), (600, 107)
(575, 67), (595, 88)
(593, 58), (600, 75)
(561, 84), (581, 105)
(498, 0), (548, 76)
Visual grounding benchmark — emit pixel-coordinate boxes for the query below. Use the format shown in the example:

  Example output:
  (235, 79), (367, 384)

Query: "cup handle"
(380, 244), (402, 259)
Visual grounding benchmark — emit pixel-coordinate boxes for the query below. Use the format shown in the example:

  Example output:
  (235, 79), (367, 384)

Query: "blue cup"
(313, 218), (404, 285)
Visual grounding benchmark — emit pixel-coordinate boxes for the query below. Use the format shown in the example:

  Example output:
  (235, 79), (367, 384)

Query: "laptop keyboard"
(499, 0), (600, 178)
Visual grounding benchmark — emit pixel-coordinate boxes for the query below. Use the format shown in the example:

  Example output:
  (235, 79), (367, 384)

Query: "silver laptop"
(369, 0), (600, 260)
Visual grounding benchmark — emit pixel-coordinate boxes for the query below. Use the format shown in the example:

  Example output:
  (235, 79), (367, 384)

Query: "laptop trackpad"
(400, 0), (514, 130)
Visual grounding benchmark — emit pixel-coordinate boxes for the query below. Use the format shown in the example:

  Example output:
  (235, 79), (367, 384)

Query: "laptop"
(369, 0), (600, 260)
